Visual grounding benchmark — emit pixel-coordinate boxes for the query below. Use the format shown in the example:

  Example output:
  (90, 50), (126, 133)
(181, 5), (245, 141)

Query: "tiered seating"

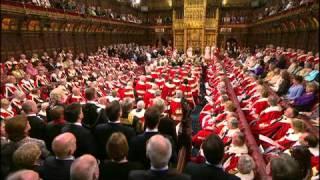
(220, 47), (319, 179)
(192, 58), (268, 179)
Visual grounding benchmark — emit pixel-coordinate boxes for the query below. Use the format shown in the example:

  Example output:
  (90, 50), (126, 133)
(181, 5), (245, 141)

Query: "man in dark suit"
(128, 107), (162, 167)
(45, 106), (66, 152)
(153, 98), (178, 145)
(184, 134), (240, 180)
(40, 132), (76, 180)
(94, 101), (135, 159)
(61, 103), (97, 157)
(22, 100), (46, 141)
(129, 134), (190, 180)
(82, 88), (107, 130)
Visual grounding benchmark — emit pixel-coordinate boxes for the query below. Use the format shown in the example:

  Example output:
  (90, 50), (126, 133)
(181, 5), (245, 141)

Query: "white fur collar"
(235, 171), (254, 180)
(309, 145), (319, 156)
(261, 106), (282, 114)
(227, 144), (249, 155)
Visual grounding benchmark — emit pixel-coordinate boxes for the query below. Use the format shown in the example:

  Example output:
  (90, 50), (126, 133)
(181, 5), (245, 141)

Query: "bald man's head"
(7, 170), (40, 180)
(52, 132), (76, 158)
(146, 134), (172, 169)
(70, 154), (99, 180)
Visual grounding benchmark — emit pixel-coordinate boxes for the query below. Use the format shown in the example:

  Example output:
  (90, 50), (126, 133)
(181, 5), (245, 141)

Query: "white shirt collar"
(150, 165), (169, 171)
(27, 114), (37, 117)
(108, 120), (121, 124)
(74, 122), (82, 126)
(56, 156), (75, 160)
(205, 160), (223, 168)
(145, 128), (158, 133)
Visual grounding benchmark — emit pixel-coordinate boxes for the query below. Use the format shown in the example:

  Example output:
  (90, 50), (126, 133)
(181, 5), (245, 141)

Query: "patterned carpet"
(190, 104), (203, 135)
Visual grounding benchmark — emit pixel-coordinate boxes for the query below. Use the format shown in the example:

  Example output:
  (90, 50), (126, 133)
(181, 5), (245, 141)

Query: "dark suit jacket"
(39, 156), (73, 180)
(184, 162), (240, 180)
(82, 103), (107, 130)
(99, 160), (143, 180)
(128, 131), (158, 167)
(158, 115), (178, 145)
(276, 80), (291, 96)
(27, 115), (46, 141)
(45, 121), (66, 152)
(94, 122), (135, 159)
(61, 123), (97, 157)
(128, 131), (178, 168)
(129, 169), (191, 180)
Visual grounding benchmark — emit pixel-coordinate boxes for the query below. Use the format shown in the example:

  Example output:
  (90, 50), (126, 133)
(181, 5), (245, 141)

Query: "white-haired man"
(169, 90), (183, 122)
(129, 135), (190, 180)
(129, 100), (146, 124)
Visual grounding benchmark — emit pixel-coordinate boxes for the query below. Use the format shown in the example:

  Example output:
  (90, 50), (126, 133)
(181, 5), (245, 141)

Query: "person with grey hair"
(6, 170), (40, 180)
(235, 155), (255, 180)
(120, 97), (135, 126)
(270, 153), (301, 180)
(128, 100), (145, 133)
(70, 154), (99, 180)
(129, 135), (190, 180)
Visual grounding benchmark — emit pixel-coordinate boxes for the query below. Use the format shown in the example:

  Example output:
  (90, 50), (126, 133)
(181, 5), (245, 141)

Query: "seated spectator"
(26, 63), (38, 77)
(288, 58), (300, 74)
(11, 63), (25, 80)
(0, 98), (15, 120)
(305, 64), (319, 82)
(264, 63), (277, 82)
(291, 82), (318, 111)
(100, 132), (143, 180)
(184, 134), (240, 180)
(61, 103), (97, 157)
(12, 142), (41, 172)
(120, 98), (135, 127)
(272, 70), (291, 96)
(268, 68), (281, 86)
(70, 154), (99, 180)
(128, 100), (145, 133)
(298, 62), (313, 77)
(276, 55), (287, 69)
(270, 153), (301, 180)
(6, 170), (40, 180)
(129, 134), (190, 180)
(223, 132), (248, 173)
(285, 75), (304, 100)
(46, 87), (67, 122)
(40, 132), (76, 180)
(235, 155), (255, 180)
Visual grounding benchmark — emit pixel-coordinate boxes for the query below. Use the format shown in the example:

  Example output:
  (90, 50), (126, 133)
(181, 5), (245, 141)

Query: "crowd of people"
(221, 0), (316, 24)
(221, 14), (249, 25)
(255, 0), (315, 21)
(0, 42), (319, 180)
(9, 0), (143, 24)
(189, 44), (318, 179)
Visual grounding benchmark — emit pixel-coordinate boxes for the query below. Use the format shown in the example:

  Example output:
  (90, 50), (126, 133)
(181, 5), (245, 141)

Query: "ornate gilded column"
(173, 0), (219, 55)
